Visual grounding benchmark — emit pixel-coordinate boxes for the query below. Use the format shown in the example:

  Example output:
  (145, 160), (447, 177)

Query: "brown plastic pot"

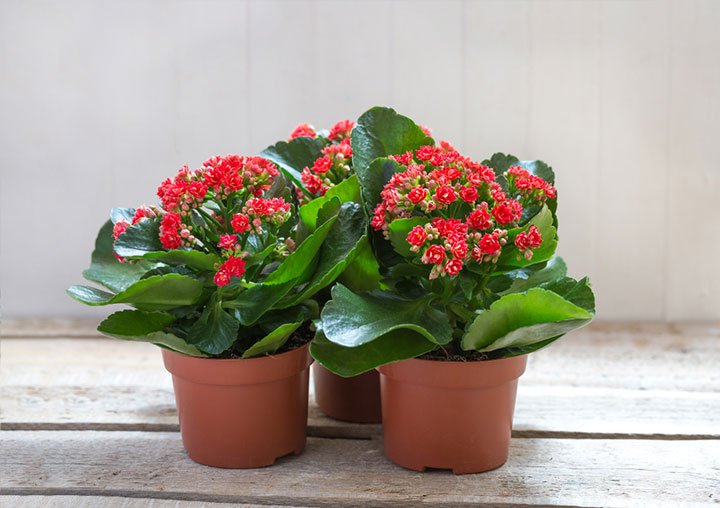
(377, 354), (527, 474)
(162, 342), (312, 469)
(312, 363), (382, 423)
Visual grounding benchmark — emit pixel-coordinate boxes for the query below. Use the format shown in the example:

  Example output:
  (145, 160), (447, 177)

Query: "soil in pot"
(378, 354), (527, 475)
(313, 363), (382, 423)
(162, 332), (313, 469)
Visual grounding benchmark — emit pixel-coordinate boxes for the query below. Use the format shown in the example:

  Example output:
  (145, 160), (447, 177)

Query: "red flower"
(435, 185), (456, 204)
(311, 156), (332, 175)
(112, 220), (129, 240)
(528, 225), (543, 248)
(491, 200), (522, 226)
(408, 186), (428, 204)
(328, 119), (355, 141)
(218, 234), (237, 249)
(421, 244), (446, 265)
(444, 258), (463, 276)
(214, 255), (246, 286)
(214, 270), (231, 286)
(478, 233), (501, 255)
(458, 186), (479, 204)
(302, 167), (323, 195)
(416, 145), (435, 161)
(451, 241), (468, 260)
(288, 123), (316, 141)
(389, 151), (414, 166)
(466, 208), (492, 230)
(406, 226), (427, 247)
(419, 125), (432, 137)
(370, 203), (386, 230)
(231, 214), (249, 233)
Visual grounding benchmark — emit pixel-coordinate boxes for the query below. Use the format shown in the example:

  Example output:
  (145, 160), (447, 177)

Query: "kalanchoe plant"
(311, 107), (595, 376)
(68, 154), (367, 358)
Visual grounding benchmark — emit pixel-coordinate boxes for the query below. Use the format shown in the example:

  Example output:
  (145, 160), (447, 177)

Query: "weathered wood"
(1, 319), (101, 338)
(0, 496), (311, 508)
(1, 431), (718, 507)
(3, 322), (719, 438)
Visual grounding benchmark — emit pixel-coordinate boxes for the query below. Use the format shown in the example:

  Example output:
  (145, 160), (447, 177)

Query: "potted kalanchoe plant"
(312, 107), (596, 474)
(68, 153), (366, 468)
(259, 119), (385, 423)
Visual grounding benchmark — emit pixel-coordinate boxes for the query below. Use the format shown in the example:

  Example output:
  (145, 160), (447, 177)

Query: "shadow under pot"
(377, 354), (527, 475)
(312, 363), (382, 423)
(162, 342), (312, 468)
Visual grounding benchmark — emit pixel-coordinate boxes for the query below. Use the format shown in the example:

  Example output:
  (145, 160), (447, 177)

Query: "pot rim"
(162, 341), (313, 386)
(377, 353), (527, 389)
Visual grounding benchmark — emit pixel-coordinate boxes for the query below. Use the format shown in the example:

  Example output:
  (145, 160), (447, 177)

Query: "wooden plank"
(2, 322), (718, 438)
(1, 319), (101, 338)
(0, 496), (311, 508)
(1, 431), (718, 507)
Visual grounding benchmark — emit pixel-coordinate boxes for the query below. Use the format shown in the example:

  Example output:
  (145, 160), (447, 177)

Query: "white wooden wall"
(1, 0), (717, 321)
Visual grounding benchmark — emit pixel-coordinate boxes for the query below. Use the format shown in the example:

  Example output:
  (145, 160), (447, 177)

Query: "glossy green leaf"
(338, 235), (383, 291)
(225, 215), (337, 325)
(310, 328), (435, 377)
(98, 309), (208, 357)
(351, 106), (433, 177)
(187, 296), (240, 355)
(133, 249), (219, 271)
(489, 256), (568, 295)
(242, 321), (303, 358)
(113, 219), (163, 257)
(110, 207), (136, 224)
(356, 157), (404, 216)
(482, 152), (519, 174)
(461, 288), (594, 353)
(280, 202), (367, 307)
(388, 217), (427, 258)
(67, 273), (204, 311)
(260, 136), (327, 192)
(541, 276), (595, 313)
(321, 284), (452, 348)
(299, 175), (361, 232)
(81, 220), (159, 293)
(519, 159), (555, 185)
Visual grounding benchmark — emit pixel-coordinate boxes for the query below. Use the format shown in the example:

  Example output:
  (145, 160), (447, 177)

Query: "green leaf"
(81, 220), (159, 293)
(310, 328), (435, 377)
(113, 219), (163, 257)
(241, 321), (303, 358)
(482, 152), (519, 174)
(338, 235), (383, 291)
(98, 309), (208, 357)
(280, 202), (367, 307)
(67, 274), (204, 311)
(387, 217), (426, 258)
(541, 276), (596, 314)
(187, 296), (240, 355)
(488, 256), (568, 295)
(260, 136), (327, 192)
(134, 249), (219, 271)
(351, 106), (434, 177)
(299, 175), (361, 232)
(110, 207), (136, 224)
(226, 215), (337, 325)
(497, 205), (558, 269)
(461, 288), (594, 353)
(321, 284), (452, 348)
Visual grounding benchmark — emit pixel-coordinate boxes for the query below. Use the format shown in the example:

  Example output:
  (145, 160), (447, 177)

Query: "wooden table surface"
(1, 320), (719, 507)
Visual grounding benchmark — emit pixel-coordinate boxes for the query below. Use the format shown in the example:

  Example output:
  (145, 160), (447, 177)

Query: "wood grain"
(2, 431), (718, 507)
(3, 322), (718, 438)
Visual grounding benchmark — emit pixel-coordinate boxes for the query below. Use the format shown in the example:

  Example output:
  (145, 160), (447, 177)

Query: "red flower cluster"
(159, 212), (194, 249)
(328, 119), (355, 142)
(214, 255), (246, 287)
(299, 121), (354, 201)
(288, 123), (316, 141)
(506, 166), (556, 203)
(372, 143), (549, 278)
(202, 155), (279, 199)
(157, 165), (207, 215)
